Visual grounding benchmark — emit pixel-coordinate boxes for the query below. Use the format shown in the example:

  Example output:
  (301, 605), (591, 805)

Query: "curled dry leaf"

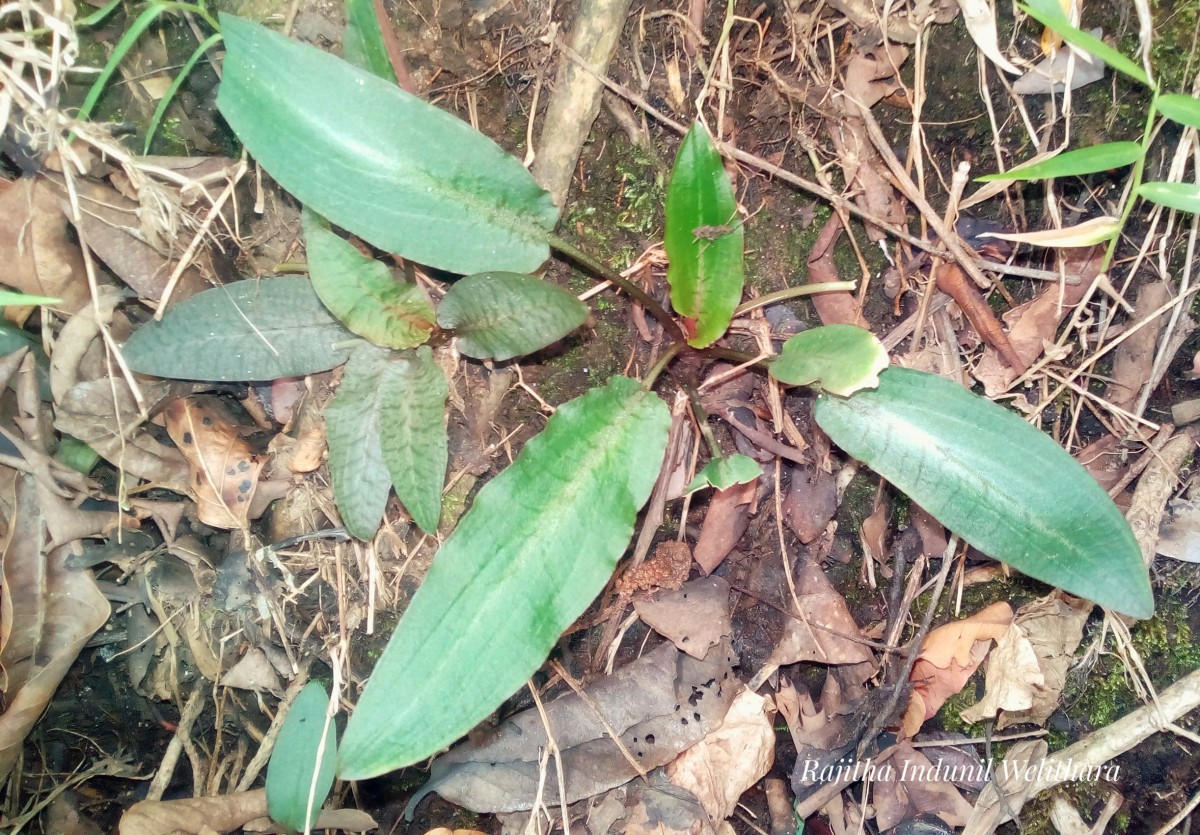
(0, 178), (88, 313)
(693, 478), (756, 575)
(164, 396), (265, 530)
(871, 742), (975, 831)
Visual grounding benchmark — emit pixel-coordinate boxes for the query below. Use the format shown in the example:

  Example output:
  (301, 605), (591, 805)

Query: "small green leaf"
(55, 436), (101, 475)
(379, 347), (448, 534)
(686, 454), (762, 493)
(1017, 0), (1149, 85)
(217, 15), (557, 275)
(1138, 181), (1200, 214)
(1157, 93), (1200, 130)
(343, 0), (398, 82)
(122, 279), (356, 381)
(0, 290), (61, 306)
(303, 209), (435, 350)
(769, 325), (889, 396)
(978, 142), (1143, 182)
(664, 122), (744, 348)
(814, 367), (1153, 618)
(337, 376), (670, 778)
(266, 682), (337, 833)
(326, 344), (393, 540)
(437, 271), (588, 360)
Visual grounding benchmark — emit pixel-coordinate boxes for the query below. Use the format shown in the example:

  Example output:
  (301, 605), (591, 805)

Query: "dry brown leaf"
(120, 787), (377, 835)
(693, 479), (755, 575)
(634, 575), (732, 659)
(1074, 434), (1129, 494)
(806, 214), (869, 327)
(165, 396), (265, 530)
(0, 178), (88, 313)
(871, 742), (975, 831)
(958, 622), (1043, 723)
(783, 460), (838, 544)
(666, 689), (776, 822)
(859, 486), (890, 566)
(1107, 280), (1169, 413)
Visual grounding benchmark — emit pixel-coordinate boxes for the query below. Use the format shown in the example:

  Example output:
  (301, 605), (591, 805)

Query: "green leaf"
(55, 436), (101, 475)
(978, 142), (1143, 182)
(1017, 0), (1149, 85)
(303, 209), (436, 350)
(343, 0), (398, 82)
(78, 2), (166, 122)
(437, 271), (588, 360)
(1157, 93), (1200, 130)
(0, 290), (61, 306)
(337, 376), (670, 778)
(770, 325), (890, 396)
(121, 279), (356, 381)
(686, 454), (762, 493)
(217, 15), (557, 275)
(664, 122), (745, 348)
(326, 345), (393, 540)
(814, 367), (1153, 619)
(1138, 181), (1200, 214)
(379, 346), (448, 534)
(266, 682), (337, 833)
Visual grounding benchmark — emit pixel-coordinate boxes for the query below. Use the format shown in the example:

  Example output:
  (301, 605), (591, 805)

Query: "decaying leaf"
(118, 787), (376, 835)
(635, 575), (732, 659)
(871, 742), (975, 831)
(0, 178), (88, 313)
(693, 479), (756, 575)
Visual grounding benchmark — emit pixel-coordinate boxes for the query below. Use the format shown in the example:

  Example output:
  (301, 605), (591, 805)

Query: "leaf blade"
(326, 345), (393, 539)
(337, 376), (670, 778)
(379, 347), (448, 534)
(216, 15), (557, 275)
(813, 367), (1152, 618)
(769, 324), (889, 396)
(1138, 181), (1200, 214)
(266, 682), (337, 832)
(978, 142), (1143, 182)
(1017, 0), (1149, 85)
(1157, 93), (1200, 130)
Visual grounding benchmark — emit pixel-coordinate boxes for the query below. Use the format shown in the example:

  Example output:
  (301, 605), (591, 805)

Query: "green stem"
(1101, 89), (1160, 273)
(547, 233), (685, 343)
(642, 341), (685, 389)
(683, 384), (724, 459)
(733, 281), (858, 317)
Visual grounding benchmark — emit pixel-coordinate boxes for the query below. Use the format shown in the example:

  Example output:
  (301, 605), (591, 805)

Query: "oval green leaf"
(437, 271), (588, 360)
(122, 279), (356, 381)
(337, 376), (670, 778)
(1138, 181), (1200, 214)
(217, 15), (557, 275)
(978, 142), (1143, 182)
(303, 209), (436, 350)
(814, 367), (1153, 619)
(686, 453), (762, 493)
(1017, 0), (1149, 85)
(379, 346), (448, 535)
(266, 682), (337, 833)
(770, 324), (889, 396)
(664, 122), (745, 348)
(1157, 93), (1200, 130)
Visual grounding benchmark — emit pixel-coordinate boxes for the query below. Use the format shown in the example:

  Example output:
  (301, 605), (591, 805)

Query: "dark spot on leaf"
(681, 718), (688, 725)
(682, 636), (689, 643)
(182, 432), (193, 445)
(646, 734), (655, 744)
(239, 460), (251, 472)
(240, 479), (252, 494)
(195, 474), (203, 485)
(227, 467), (236, 476)
(693, 712), (701, 721)
(202, 416), (213, 426)
(637, 751), (643, 758)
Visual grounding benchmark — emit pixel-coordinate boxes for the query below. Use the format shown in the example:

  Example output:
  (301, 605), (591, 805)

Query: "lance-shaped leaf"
(303, 209), (436, 350)
(1018, 0), (1149, 85)
(1138, 181), (1200, 214)
(122, 279), (356, 381)
(665, 122), (744, 348)
(979, 215), (1120, 247)
(814, 367), (1153, 619)
(326, 345), (393, 539)
(769, 324), (889, 396)
(978, 142), (1143, 182)
(437, 272), (588, 360)
(337, 376), (670, 778)
(217, 15), (557, 275)
(266, 682), (337, 833)
(342, 0), (398, 82)
(379, 346), (448, 534)
(1157, 93), (1200, 130)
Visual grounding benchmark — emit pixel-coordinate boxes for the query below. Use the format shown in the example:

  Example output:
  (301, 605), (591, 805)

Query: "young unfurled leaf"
(217, 15), (557, 275)
(266, 682), (337, 833)
(1157, 93), (1200, 130)
(437, 271), (588, 360)
(1017, 0), (1149, 85)
(337, 376), (670, 778)
(665, 122), (744, 348)
(978, 142), (1142, 182)
(303, 209), (436, 350)
(769, 324), (889, 396)
(979, 216), (1120, 247)
(1138, 181), (1200, 214)
(686, 454), (763, 493)
(814, 367), (1153, 619)
(122, 279), (356, 382)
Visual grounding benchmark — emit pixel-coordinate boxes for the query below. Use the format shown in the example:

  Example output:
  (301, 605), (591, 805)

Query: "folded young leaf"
(686, 454), (763, 494)
(217, 15), (557, 276)
(814, 367), (1153, 618)
(978, 142), (1142, 182)
(121, 279), (356, 381)
(337, 376), (670, 778)
(664, 122), (744, 348)
(437, 271), (588, 360)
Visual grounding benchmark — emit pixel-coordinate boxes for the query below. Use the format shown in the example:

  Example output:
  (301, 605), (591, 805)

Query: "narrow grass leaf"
(1157, 93), (1200, 130)
(978, 142), (1142, 181)
(121, 279), (356, 381)
(665, 122), (744, 348)
(266, 682), (337, 833)
(217, 15), (557, 275)
(1017, 0), (1149, 85)
(343, 0), (398, 82)
(144, 33), (223, 154)
(770, 324), (889, 396)
(78, 2), (165, 122)
(437, 271), (587, 360)
(303, 209), (435, 350)
(1138, 181), (1200, 214)
(325, 344), (394, 540)
(378, 347), (448, 534)
(337, 376), (670, 778)
(814, 367), (1153, 618)
(0, 291), (61, 306)
(979, 215), (1120, 247)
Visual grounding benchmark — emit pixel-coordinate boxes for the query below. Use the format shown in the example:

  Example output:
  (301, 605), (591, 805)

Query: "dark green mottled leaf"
(379, 347), (448, 534)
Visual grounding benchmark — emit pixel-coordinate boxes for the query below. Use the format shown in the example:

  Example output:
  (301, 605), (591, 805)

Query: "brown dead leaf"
(958, 622), (1043, 724)
(783, 460), (838, 544)
(119, 787), (377, 835)
(635, 576), (732, 659)
(693, 479), (755, 575)
(910, 503), (948, 558)
(935, 262), (1027, 374)
(1107, 280), (1169, 413)
(583, 773), (718, 835)
(871, 742), (974, 831)
(1074, 434), (1128, 494)
(807, 214), (869, 327)
(859, 486), (890, 566)
(666, 689), (775, 822)
(165, 396), (265, 530)
(0, 178), (88, 313)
